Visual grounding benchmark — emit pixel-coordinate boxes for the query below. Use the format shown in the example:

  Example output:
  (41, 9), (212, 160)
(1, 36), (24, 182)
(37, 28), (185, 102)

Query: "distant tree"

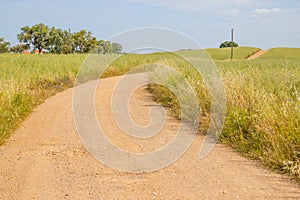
(47, 27), (64, 54)
(72, 30), (97, 53)
(10, 44), (29, 53)
(97, 40), (120, 54)
(60, 30), (75, 54)
(103, 41), (112, 54)
(16, 23), (122, 54)
(111, 42), (123, 54)
(47, 28), (75, 54)
(0, 37), (10, 53)
(96, 40), (105, 54)
(97, 40), (112, 54)
(219, 41), (238, 48)
(18, 23), (50, 54)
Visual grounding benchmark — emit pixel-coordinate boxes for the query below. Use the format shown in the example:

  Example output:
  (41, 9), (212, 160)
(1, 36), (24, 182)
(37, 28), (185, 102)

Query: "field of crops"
(0, 47), (299, 179)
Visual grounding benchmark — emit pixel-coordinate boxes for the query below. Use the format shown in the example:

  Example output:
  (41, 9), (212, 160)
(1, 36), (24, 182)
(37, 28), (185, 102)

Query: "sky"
(0, 0), (299, 49)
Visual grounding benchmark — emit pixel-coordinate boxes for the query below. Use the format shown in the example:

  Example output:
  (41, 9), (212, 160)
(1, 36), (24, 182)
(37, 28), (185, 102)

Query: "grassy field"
(205, 47), (260, 60)
(0, 47), (299, 180)
(259, 48), (300, 60)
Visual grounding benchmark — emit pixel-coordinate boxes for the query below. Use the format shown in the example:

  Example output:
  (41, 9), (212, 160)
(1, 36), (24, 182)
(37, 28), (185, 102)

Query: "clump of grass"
(282, 161), (300, 179)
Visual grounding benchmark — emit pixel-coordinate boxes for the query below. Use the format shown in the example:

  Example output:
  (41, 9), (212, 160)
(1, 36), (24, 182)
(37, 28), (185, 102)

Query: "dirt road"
(247, 50), (267, 60)
(0, 74), (299, 199)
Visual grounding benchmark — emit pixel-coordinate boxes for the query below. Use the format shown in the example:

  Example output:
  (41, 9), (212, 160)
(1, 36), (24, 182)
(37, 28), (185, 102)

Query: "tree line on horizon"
(0, 23), (123, 54)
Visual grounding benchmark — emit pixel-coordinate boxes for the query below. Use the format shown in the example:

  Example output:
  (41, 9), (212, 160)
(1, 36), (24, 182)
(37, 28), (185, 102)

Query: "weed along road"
(0, 74), (299, 199)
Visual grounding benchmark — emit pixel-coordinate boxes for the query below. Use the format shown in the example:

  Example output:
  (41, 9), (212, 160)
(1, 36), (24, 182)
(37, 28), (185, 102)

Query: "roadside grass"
(0, 54), (85, 144)
(146, 56), (300, 180)
(0, 47), (299, 180)
(218, 59), (300, 180)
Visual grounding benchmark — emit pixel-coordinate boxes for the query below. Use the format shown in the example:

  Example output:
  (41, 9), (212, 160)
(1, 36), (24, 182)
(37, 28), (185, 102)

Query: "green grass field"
(0, 47), (299, 180)
(259, 48), (300, 60)
(206, 47), (261, 60)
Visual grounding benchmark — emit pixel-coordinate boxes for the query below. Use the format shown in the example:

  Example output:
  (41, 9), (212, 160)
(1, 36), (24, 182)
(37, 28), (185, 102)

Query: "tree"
(112, 42), (123, 54)
(16, 23), (122, 54)
(10, 44), (29, 53)
(0, 38), (10, 53)
(219, 41), (238, 48)
(96, 40), (122, 54)
(72, 30), (97, 53)
(47, 28), (75, 54)
(103, 41), (112, 54)
(60, 30), (75, 54)
(47, 27), (64, 54)
(96, 40), (105, 54)
(17, 23), (50, 54)
(97, 40), (112, 54)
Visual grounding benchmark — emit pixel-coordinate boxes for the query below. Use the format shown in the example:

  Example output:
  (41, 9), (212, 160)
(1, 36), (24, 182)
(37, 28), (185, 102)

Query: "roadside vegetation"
(217, 58), (299, 180)
(0, 47), (299, 180)
(0, 54), (85, 143)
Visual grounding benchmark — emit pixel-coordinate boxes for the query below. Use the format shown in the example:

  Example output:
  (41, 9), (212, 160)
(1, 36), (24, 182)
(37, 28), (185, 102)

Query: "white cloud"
(253, 8), (284, 15)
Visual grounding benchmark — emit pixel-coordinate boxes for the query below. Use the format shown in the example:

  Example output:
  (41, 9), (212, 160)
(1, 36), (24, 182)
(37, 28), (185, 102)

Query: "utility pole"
(231, 28), (234, 60)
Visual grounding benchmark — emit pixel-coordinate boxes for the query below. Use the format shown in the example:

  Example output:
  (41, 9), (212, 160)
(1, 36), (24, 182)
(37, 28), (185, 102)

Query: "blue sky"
(0, 0), (299, 49)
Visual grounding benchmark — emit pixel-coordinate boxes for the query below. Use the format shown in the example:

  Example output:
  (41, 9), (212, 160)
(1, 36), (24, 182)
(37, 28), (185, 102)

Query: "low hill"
(177, 47), (261, 60)
(206, 47), (261, 60)
(258, 48), (300, 60)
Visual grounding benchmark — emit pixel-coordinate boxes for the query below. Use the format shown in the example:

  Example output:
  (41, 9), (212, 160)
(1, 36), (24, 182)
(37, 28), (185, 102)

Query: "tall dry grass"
(0, 54), (85, 143)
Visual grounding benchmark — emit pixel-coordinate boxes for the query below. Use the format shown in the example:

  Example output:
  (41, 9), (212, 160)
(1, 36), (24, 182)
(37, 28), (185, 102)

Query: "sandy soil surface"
(0, 74), (299, 199)
(247, 50), (267, 60)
